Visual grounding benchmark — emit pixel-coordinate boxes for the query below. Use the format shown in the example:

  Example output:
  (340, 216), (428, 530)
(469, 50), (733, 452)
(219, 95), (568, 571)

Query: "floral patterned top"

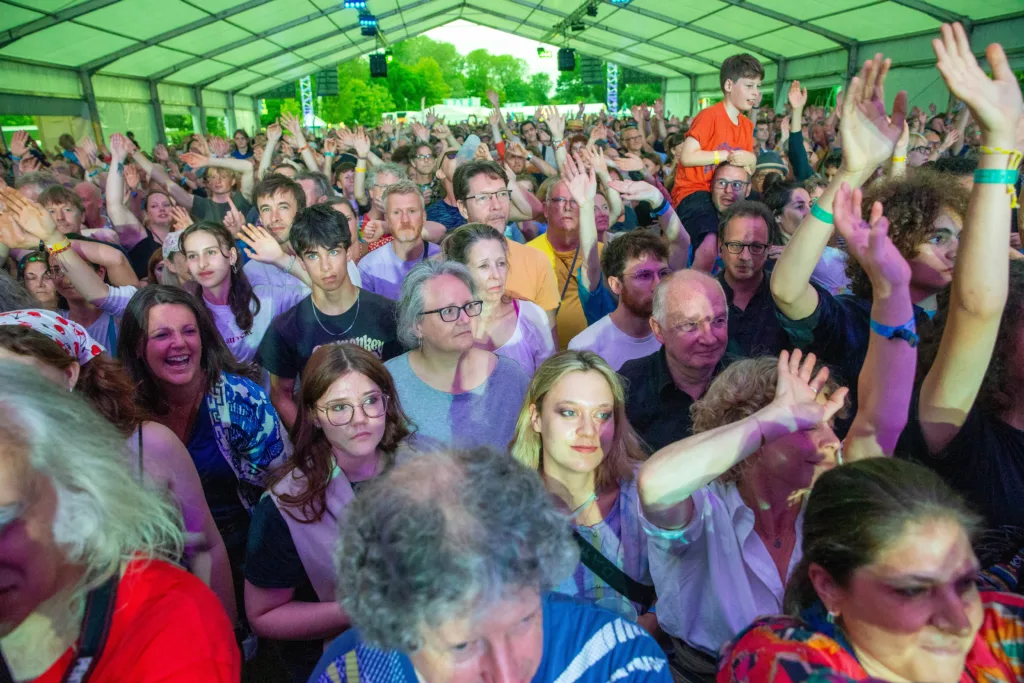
(718, 593), (1024, 682)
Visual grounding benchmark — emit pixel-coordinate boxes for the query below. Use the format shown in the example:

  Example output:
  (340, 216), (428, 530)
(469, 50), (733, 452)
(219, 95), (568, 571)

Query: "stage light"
(610, 0), (631, 5)
(343, 0), (367, 9)
(385, 48), (393, 63)
(570, 20), (585, 31)
(358, 11), (377, 27)
(537, 47), (552, 58)
(586, 2), (598, 16)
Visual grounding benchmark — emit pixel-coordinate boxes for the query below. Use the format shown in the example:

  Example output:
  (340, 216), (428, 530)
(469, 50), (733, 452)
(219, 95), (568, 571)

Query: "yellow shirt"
(526, 234), (603, 350)
(505, 237), (560, 312)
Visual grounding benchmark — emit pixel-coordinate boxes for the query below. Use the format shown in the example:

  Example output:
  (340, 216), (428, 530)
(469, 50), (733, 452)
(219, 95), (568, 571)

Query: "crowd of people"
(2, 20), (1024, 683)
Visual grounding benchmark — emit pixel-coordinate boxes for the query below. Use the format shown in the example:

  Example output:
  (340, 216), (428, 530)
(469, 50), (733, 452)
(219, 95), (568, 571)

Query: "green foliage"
(0, 115), (34, 126)
(619, 83), (662, 109)
(206, 116), (226, 137)
(554, 57), (605, 104)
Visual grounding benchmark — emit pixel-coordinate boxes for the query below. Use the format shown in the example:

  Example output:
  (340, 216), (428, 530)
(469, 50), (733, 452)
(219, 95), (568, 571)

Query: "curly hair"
(691, 356), (841, 484)
(917, 260), (1024, 417)
(848, 171), (969, 299)
(0, 326), (147, 435)
(335, 446), (579, 653)
(510, 351), (645, 491)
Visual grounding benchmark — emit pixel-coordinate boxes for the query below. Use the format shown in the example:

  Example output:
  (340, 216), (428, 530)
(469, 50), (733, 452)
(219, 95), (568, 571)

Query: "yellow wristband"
(46, 239), (72, 256)
(891, 156), (906, 163)
(980, 146), (1023, 209)
(355, 167), (367, 174)
(713, 151), (721, 165)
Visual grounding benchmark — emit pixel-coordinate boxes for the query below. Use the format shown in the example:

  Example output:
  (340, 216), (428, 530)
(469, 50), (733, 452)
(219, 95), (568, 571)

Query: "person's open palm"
(840, 53), (908, 175)
(238, 224), (284, 264)
(170, 206), (192, 232)
(0, 188), (60, 245)
(771, 350), (848, 430)
(934, 23), (1022, 143)
(833, 182), (910, 294)
(562, 153), (596, 206)
(788, 81), (807, 110)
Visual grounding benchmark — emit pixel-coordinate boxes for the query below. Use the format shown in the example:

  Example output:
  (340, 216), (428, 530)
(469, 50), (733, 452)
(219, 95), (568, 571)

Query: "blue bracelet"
(810, 202), (833, 224)
(654, 198), (672, 217)
(975, 169), (1019, 184)
(870, 316), (919, 347)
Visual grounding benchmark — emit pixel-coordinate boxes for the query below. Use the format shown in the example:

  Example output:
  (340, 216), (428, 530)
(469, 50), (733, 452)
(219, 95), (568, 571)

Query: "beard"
(619, 285), (653, 319)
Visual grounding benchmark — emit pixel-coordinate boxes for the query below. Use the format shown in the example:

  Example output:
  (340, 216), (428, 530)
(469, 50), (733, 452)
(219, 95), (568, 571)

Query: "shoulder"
(718, 615), (863, 682)
(619, 350), (657, 380)
(494, 354), (529, 382)
(220, 372), (271, 402)
(358, 246), (388, 266)
(311, 631), (416, 683)
(537, 594), (670, 682)
(384, 352), (411, 373)
(359, 289), (397, 311)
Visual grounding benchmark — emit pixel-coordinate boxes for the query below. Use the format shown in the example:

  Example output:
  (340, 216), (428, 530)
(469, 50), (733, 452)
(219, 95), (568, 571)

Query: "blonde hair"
(0, 361), (183, 595)
(509, 351), (645, 491)
(691, 356), (841, 483)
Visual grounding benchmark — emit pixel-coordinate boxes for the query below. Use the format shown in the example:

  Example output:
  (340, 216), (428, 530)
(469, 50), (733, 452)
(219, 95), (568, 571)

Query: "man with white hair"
(357, 179), (441, 300)
(619, 270), (729, 452)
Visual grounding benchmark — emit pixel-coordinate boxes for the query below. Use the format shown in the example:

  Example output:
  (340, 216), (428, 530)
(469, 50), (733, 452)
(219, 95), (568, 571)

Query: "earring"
(826, 610), (839, 624)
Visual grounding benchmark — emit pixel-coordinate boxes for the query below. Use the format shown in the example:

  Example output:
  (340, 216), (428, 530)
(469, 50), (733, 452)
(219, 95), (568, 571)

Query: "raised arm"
(258, 122), (282, 180)
(831, 184), (915, 460)
(638, 351), (847, 530)
(280, 112), (319, 173)
(545, 107), (568, 172)
(181, 152), (255, 199)
(563, 153), (600, 293)
(504, 158), (543, 221)
(104, 134), (143, 231)
(771, 54), (907, 321)
(351, 131), (371, 206)
(585, 145), (622, 222)
(918, 23), (1021, 454)
(486, 91), (517, 143)
(134, 147), (194, 210)
(610, 179), (690, 271)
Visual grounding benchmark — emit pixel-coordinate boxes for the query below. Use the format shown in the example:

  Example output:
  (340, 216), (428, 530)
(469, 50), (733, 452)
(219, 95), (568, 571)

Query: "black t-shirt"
(126, 230), (161, 279)
(257, 291), (402, 380)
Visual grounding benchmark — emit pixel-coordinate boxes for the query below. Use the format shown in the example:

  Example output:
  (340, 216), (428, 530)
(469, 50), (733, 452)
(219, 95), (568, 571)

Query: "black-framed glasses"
(714, 179), (750, 192)
(626, 267), (672, 283)
(420, 300), (483, 322)
(317, 393), (388, 427)
(467, 190), (510, 205)
(723, 242), (768, 255)
(909, 145), (931, 155)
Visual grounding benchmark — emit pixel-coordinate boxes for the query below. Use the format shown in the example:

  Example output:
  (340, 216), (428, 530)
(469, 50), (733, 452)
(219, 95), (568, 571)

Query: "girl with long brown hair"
(244, 343), (411, 681)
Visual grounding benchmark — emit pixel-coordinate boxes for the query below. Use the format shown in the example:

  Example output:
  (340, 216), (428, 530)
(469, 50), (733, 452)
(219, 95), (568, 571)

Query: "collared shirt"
(718, 268), (789, 359)
(641, 480), (805, 655)
(620, 347), (712, 453)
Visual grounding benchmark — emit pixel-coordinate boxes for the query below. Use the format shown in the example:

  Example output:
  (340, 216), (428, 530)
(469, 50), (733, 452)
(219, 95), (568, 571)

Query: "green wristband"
(974, 169), (1019, 184)
(810, 202), (833, 224)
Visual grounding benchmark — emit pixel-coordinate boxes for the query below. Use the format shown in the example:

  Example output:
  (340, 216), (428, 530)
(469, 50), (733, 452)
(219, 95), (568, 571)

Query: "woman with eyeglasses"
(245, 343), (412, 682)
(385, 259), (530, 451)
(442, 223), (555, 375)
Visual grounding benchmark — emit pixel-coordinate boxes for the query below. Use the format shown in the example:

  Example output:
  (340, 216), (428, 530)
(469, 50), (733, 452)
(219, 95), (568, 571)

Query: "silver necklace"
(311, 294), (360, 338)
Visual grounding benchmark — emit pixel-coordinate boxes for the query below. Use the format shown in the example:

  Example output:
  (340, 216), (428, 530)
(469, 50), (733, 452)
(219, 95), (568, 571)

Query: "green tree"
(526, 73), (552, 105)
(554, 58), (605, 104)
(619, 83), (662, 109)
(343, 80), (396, 126)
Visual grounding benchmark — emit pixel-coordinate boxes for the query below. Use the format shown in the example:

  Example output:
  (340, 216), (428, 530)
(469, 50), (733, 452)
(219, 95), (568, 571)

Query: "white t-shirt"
(80, 284), (137, 354)
(568, 315), (661, 371)
(494, 299), (555, 376)
(357, 241), (440, 300)
(205, 282), (307, 363)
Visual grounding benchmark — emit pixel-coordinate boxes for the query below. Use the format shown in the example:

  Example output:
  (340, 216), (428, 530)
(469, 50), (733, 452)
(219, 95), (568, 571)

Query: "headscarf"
(0, 309), (104, 364)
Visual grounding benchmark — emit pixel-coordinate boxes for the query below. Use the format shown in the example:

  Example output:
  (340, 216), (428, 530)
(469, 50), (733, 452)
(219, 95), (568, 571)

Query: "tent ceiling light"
(343, 0), (367, 8)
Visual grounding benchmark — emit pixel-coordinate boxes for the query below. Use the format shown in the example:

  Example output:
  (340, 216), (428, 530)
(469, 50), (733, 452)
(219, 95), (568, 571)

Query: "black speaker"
(370, 54), (388, 78)
(557, 48), (576, 72)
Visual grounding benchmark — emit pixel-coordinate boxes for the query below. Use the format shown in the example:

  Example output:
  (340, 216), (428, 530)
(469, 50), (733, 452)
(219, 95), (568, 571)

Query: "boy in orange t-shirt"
(672, 54), (764, 271)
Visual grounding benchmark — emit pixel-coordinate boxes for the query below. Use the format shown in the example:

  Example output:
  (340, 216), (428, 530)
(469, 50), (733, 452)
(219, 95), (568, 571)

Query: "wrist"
(754, 403), (801, 444)
(981, 133), (1016, 150)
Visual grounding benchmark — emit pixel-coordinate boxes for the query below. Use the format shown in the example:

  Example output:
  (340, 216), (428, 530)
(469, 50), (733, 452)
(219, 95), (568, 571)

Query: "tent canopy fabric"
(1, 0), (1022, 150)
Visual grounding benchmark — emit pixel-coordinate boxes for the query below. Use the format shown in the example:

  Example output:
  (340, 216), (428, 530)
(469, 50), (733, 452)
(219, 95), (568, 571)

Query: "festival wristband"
(974, 169), (1019, 184)
(325, 152), (335, 157)
(654, 198), (672, 217)
(891, 156), (906, 163)
(870, 316), (918, 347)
(810, 203), (833, 224)
(44, 239), (72, 256)
(355, 167), (366, 173)
(713, 151), (721, 165)
(10, 155), (22, 162)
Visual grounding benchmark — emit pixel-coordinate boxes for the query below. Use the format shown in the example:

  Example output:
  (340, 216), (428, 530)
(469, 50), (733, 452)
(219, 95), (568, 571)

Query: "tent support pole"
(80, 69), (104, 144)
(227, 91), (237, 134)
(194, 86), (207, 135)
(846, 43), (860, 81)
(689, 74), (697, 117)
(774, 59), (787, 112)
(149, 81), (167, 146)
(254, 98), (262, 133)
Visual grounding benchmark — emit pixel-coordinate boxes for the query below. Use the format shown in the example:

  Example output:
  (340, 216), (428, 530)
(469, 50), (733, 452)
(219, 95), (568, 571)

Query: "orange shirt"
(506, 237), (560, 313)
(671, 102), (753, 206)
(36, 559), (239, 683)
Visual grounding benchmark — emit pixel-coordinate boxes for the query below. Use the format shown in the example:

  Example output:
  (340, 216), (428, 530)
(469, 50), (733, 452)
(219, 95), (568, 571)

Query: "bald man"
(619, 270), (729, 452)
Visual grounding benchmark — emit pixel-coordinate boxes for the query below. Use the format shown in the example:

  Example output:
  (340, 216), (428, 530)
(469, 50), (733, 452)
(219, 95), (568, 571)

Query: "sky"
(424, 19), (562, 94)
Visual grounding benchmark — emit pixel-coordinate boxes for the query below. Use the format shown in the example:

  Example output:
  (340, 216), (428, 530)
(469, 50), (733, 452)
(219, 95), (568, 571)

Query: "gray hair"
(335, 446), (578, 653)
(395, 260), (475, 349)
(382, 178), (424, 210)
(366, 162), (407, 191)
(0, 271), (38, 312)
(295, 169), (334, 203)
(0, 362), (183, 596)
(652, 269), (726, 324)
(14, 171), (60, 193)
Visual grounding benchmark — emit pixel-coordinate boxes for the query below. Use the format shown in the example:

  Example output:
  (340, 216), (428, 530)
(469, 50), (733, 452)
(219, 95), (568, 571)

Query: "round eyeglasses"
(317, 393), (388, 427)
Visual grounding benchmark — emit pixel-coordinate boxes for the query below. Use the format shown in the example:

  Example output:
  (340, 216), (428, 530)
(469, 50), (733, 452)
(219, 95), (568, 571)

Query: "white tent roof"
(1, 0), (1021, 98)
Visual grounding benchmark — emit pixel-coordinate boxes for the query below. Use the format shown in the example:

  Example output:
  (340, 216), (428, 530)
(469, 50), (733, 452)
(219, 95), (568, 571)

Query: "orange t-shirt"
(36, 559), (239, 683)
(671, 101), (753, 206)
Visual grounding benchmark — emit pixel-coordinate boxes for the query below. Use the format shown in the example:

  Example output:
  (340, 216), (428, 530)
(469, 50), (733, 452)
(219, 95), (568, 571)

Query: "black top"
(126, 231), (162, 279)
(425, 198), (467, 231)
(191, 191), (253, 223)
(719, 267), (789, 359)
(258, 291), (402, 381)
(619, 347), (723, 453)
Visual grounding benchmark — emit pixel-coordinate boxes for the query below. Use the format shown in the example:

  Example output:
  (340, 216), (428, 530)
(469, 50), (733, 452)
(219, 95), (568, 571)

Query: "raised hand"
(19, 157), (40, 174)
(267, 122), (282, 143)
(353, 132), (371, 158)
(832, 182), (910, 295)
(608, 178), (661, 205)
(380, 119), (394, 137)
(933, 22), (1022, 147)
(488, 109), (500, 127)
(433, 122), (451, 138)
(780, 116), (791, 138)
(362, 219), (386, 242)
(769, 349), (849, 430)
(473, 144), (493, 162)
(223, 197), (245, 236)
(10, 131), (28, 158)
(562, 152), (597, 206)
(486, 90), (501, 110)
(577, 102), (586, 118)
(170, 205), (193, 232)
(324, 138), (337, 155)
(411, 122), (430, 142)
(613, 152), (645, 173)
(0, 187), (61, 245)
(109, 133), (131, 163)
(210, 137), (230, 157)
(123, 164), (141, 191)
(654, 98), (665, 119)
(193, 134), (211, 157)
(544, 106), (566, 140)
(180, 152), (209, 169)
(425, 109), (438, 127)
(788, 81), (808, 110)
(938, 128), (960, 152)
(839, 53), (908, 176)
(238, 224), (285, 264)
